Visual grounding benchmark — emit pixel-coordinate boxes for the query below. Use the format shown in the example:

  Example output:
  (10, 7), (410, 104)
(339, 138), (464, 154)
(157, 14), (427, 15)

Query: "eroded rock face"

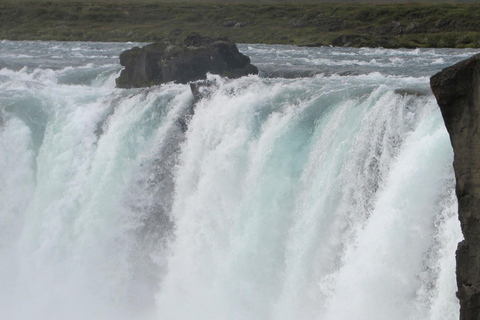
(115, 34), (258, 89)
(431, 53), (480, 320)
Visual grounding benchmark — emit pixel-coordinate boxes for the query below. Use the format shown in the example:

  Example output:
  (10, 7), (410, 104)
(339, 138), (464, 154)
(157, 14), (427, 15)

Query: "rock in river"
(116, 34), (258, 89)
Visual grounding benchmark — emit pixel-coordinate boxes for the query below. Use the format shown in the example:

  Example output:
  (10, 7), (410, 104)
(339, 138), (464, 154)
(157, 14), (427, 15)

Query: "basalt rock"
(431, 53), (480, 320)
(115, 34), (258, 89)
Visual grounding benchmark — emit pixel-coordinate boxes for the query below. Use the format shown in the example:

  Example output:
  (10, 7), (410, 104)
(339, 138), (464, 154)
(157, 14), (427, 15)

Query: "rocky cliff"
(116, 34), (258, 89)
(431, 53), (480, 320)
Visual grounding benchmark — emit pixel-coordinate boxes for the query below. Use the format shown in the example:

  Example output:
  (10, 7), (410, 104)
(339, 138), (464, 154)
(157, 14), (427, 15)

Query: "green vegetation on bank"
(2, 1), (480, 48)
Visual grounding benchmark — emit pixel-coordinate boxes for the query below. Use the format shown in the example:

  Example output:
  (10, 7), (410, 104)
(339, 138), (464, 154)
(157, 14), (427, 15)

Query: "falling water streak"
(156, 75), (462, 320)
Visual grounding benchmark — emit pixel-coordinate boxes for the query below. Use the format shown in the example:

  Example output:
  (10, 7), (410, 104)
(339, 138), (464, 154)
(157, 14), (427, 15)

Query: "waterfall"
(156, 74), (460, 320)
(0, 41), (466, 320)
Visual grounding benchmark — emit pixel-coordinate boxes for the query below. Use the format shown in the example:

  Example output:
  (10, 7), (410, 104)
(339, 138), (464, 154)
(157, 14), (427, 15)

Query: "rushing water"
(0, 41), (475, 320)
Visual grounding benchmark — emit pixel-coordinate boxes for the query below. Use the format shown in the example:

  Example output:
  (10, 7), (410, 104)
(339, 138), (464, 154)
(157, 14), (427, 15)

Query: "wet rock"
(431, 53), (480, 320)
(116, 33), (258, 88)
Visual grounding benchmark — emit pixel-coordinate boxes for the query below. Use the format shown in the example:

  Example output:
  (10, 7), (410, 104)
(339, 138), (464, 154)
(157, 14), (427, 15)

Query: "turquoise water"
(0, 41), (474, 320)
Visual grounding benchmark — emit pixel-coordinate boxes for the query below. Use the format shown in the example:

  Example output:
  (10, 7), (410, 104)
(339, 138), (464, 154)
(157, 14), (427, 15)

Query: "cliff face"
(431, 53), (480, 320)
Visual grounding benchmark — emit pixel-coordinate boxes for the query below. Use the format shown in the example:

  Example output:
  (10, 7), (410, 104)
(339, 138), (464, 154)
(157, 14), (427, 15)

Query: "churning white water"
(0, 41), (474, 320)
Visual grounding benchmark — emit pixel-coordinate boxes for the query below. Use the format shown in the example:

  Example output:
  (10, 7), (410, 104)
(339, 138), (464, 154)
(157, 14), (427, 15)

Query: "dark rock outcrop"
(116, 34), (258, 89)
(431, 53), (480, 320)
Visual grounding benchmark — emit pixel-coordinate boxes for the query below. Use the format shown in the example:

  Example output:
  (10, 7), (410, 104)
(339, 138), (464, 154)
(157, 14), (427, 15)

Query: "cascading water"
(0, 41), (474, 320)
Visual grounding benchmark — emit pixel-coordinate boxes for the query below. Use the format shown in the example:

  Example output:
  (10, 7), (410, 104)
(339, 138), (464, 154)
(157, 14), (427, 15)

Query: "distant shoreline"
(2, 1), (480, 48)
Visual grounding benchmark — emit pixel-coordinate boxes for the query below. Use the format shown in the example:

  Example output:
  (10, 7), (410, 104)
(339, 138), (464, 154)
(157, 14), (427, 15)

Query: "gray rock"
(431, 53), (480, 320)
(116, 34), (258, 88)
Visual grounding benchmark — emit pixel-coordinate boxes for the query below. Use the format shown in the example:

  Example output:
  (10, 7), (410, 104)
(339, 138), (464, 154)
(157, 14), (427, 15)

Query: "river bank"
(2, 1), (480, 48)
